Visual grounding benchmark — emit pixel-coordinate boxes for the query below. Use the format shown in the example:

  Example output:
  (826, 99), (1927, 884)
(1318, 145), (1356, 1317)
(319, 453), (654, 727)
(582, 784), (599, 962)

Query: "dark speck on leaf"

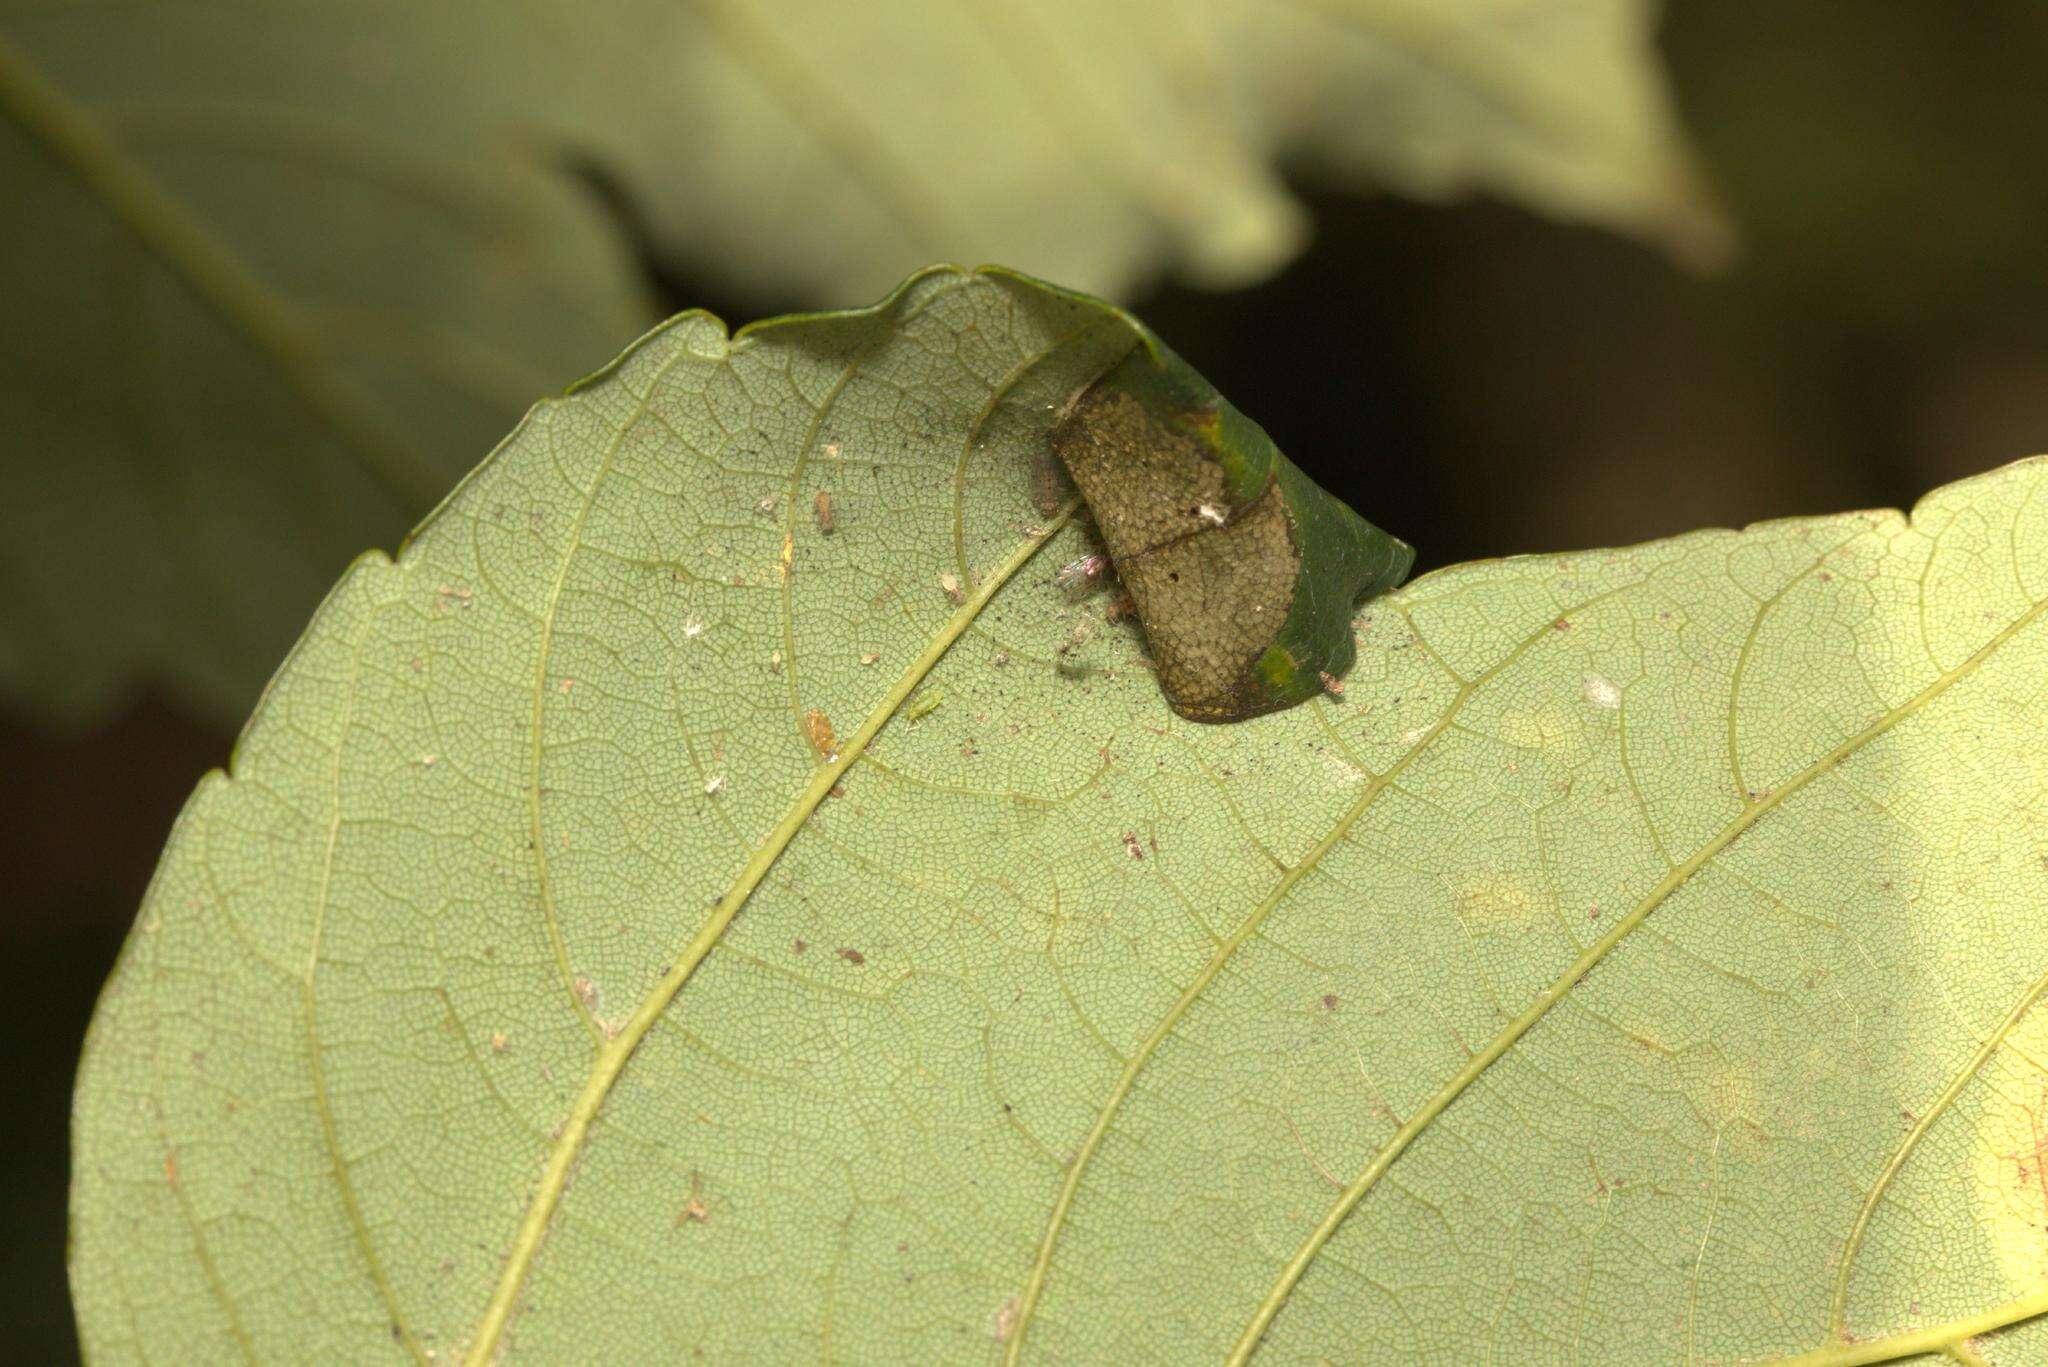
(793, 939), (807, 954)
(837, 947), (865, 966)
(1322, 994), (1339, 1011)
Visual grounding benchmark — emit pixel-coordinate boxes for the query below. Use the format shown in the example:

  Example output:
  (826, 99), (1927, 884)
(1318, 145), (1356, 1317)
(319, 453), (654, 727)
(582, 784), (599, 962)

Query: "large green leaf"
(74, 269), (2048, 1364)
(0, 0), (1719, 724)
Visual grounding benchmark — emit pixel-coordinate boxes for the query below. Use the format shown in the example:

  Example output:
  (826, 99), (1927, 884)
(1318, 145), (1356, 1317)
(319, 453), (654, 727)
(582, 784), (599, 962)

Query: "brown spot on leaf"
(837, 947), (866, 966)
(1051, 382), (1308, 721)
(813, 490), (835, 534)
(805, 709), (838, 761)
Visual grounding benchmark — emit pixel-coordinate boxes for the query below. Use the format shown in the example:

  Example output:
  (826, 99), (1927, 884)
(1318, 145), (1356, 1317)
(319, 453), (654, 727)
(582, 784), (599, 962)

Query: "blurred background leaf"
(627, 0), (1725, 299)
(0, 8), (654, 727)
(0, 0), (1713, 727)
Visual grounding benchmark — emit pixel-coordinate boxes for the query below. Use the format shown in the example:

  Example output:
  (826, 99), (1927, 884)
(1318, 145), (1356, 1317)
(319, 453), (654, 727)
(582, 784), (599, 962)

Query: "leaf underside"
(71, 269), (2048, 1364)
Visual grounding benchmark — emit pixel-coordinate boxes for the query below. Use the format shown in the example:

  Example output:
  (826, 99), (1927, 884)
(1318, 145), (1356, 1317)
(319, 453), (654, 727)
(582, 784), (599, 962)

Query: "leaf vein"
(1003, 574), (1650, 1360)
(1828, 963), (2048, 1337)
(462, 501), (1078, 1362)
(1229, 584), (2048, 1363)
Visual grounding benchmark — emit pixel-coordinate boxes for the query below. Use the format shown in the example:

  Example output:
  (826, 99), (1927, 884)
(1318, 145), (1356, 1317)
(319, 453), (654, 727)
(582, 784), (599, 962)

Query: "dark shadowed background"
(14, 4), (2048, 1356)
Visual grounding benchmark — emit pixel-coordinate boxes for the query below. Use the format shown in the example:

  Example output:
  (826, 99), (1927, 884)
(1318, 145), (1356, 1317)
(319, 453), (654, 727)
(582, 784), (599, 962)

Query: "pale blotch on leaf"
(1498, 704), (1590, 759)
(1582, 673), (1623, 709)
(804, 709), (839, 762)
(1697, 1054), (1764, 1130)
(1451, 871), (1542, 933)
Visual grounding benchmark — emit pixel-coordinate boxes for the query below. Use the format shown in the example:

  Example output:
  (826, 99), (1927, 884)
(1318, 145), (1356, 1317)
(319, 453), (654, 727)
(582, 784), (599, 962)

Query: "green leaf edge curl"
(1052, 337), (1413, 720)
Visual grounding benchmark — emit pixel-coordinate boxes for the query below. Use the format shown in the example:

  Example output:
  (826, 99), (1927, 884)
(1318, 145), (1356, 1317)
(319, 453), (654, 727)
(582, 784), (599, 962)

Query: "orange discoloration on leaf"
(805, 709), (838, 761)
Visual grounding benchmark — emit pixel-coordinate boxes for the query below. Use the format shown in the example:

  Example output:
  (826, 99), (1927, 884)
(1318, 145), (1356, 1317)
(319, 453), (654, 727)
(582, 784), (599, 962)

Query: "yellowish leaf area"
(72, 272), (2048, 1363)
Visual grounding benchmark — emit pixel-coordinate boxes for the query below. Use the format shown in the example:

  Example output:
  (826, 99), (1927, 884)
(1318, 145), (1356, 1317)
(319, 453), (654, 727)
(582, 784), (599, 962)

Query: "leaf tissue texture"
(0, 0), (1715, 722)
(70, 269), (2048, 1364)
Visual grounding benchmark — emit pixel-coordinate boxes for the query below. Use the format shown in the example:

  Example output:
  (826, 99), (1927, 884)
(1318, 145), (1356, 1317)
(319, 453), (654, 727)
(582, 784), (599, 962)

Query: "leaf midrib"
(462, 501), (1078, 1362)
